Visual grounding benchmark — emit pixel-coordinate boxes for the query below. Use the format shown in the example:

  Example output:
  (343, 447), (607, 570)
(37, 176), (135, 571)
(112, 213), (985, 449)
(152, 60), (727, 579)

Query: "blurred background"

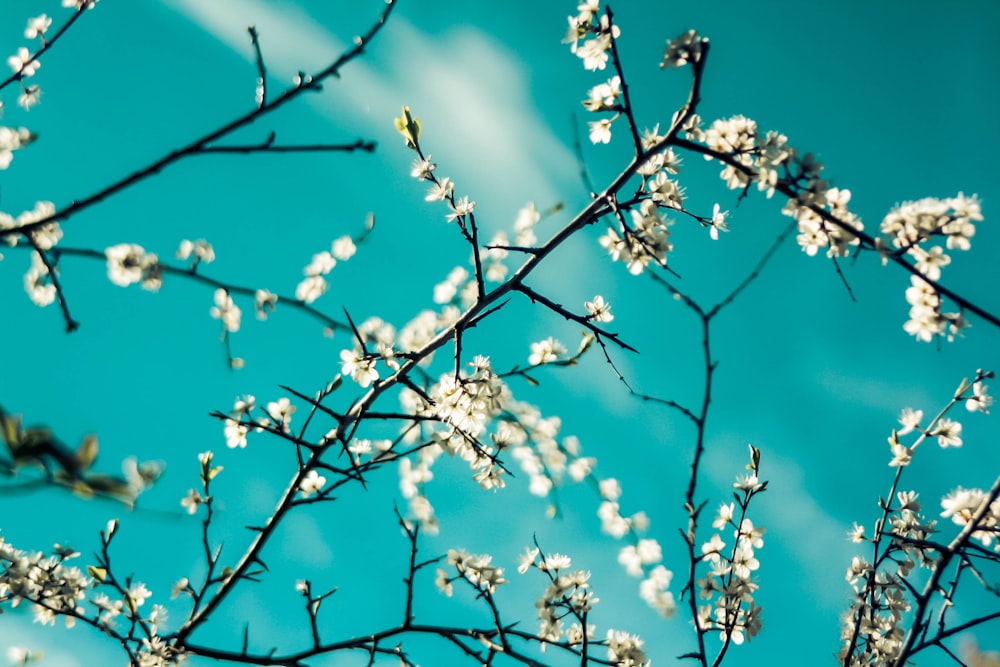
(1, 0), (998, 665)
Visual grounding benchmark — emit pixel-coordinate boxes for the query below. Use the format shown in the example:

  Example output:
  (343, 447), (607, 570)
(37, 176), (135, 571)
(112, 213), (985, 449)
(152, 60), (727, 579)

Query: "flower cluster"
(295, 234), (357, 304)
(433, 266), (475, 308)
(881, 195), (983, 342)
(430, 356), (506, 440)
(0, 537), (88, 627)
(596, 477), (647, 538)
(840, 491), (934, 666)
(436, 548), (507, 597)
(604, 629), (649, 667)
(209, 288), (241, 333)
(4, 202), (64, 302)
(887, 373), (991, 466)
(5, 201), (61, 251)
(844, 376), (993, 666)
(339, 316), (400, 388)
(518, 548), (600, 643)
(599, 199), (674, 274)
(180, 452), (221, 516)
(398, 454), (438, 534)
(222, 395), (264, 448)
(563, 1), (621, 72)
(23, 251), (55, 306)
(660, 29), (705, 69)
(1, 530), (180, 666)
(566, 0), (628, 146)
(5, 4), (98, 112)
(106, 243), (161, 290)
(393, 356), (517, 531)
(512, 202), (541, 245)
(0, 126), (35, 169)
(708, 116), (864, 257)
(528, 337), (567, 366)
(695, 449), (766, 646)
(940, 487), (1000, 550)
(695, 111), (988, 342)
(618, 540), (674, 618)
(135, 636), (186, 667)
(176, 238), (214, 268)
(480, 232), (509, 282)
(6, 45), (41, 111)
(491, 398), (592, 504)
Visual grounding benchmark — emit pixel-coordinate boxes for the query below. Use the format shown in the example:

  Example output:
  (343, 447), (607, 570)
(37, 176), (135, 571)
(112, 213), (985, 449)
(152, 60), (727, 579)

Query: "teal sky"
(1, 1), (999, 666)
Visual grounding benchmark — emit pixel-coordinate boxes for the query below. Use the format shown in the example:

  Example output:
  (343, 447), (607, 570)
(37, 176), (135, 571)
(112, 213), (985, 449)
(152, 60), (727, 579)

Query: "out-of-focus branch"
(1, 1), (397, 242)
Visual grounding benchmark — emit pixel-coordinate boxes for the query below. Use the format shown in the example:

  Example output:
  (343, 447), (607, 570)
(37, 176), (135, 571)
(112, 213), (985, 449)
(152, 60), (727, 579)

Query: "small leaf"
(392, 105), (421, 149)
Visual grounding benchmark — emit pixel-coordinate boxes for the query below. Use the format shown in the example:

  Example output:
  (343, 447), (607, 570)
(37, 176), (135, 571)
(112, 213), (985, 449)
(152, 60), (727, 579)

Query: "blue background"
(1, 1), (999, 665)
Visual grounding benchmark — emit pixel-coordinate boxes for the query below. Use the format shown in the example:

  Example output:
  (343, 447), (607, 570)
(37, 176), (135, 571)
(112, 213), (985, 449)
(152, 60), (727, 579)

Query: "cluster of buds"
(696, 447), (766, 646)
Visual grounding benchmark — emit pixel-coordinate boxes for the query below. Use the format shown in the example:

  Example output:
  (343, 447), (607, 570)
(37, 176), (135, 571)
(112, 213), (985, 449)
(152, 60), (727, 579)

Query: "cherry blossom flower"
(932, 418), (962, 447)
(425, 177), (453, 201)
(910, 245), (950, 281)
(298, 470), (326, 498)
(446, 548), (507, 594)
(295, 275), (326, 303)
(701, 534), (726, 562)
(209, 289), (241, 332)
(106, 243), (159, 289)
(340, 348), (379, 387)
(224, 418), (248, 449)
(582, 76), (621, 111)
(63, 0), (101, 10)
(888, 441), (913, 467)
(713, 502), (735, 529)
(18, 86), (40, 110)
(966, 377), (992, 414)
(7, 48), (39, 78)
(25, 15), (52, 40)
(18, 202), (62, 250)
(176, 239), (214, 265)
(577, 33), (613, 71)
(588, 118), (613, 144)
(529, 337), (567, 365)
(605, 629), (647, 666)
(254, 289), (277, 320)
(410, 156), (435, 180)
(897, 407), (923, 435)
(127, 582), (152, 610)
(585, 295), (614, 322)
(598, 478), (621, 500)
(331, 235), (356, 260)
(180, 489), (203, 515)
(446, 195), (476, 222)
(709, 203), (730, 240)
(847, 522), (865, 543)
(266, 397), (295, 432)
